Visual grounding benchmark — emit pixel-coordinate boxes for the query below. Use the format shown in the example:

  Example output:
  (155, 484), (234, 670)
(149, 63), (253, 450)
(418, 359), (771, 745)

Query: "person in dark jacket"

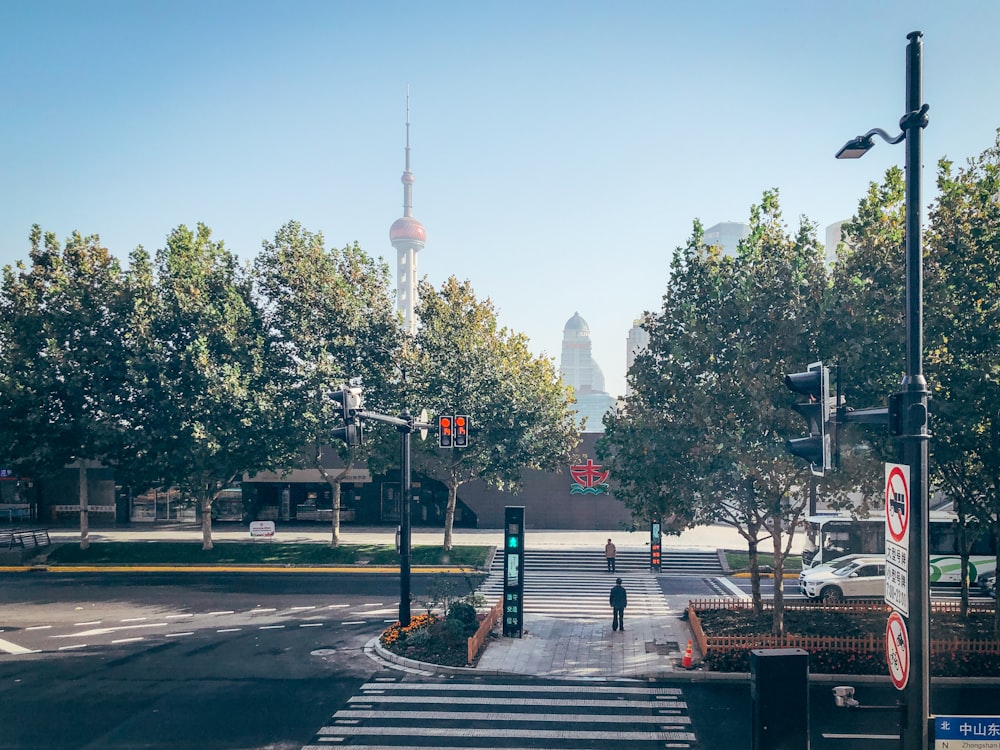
(609, 577), (627, 631)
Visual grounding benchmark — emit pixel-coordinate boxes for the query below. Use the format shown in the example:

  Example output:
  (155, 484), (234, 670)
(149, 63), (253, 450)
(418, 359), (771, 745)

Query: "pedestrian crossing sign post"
(650, 518), (662, 571)
(503, 506), (524, 638)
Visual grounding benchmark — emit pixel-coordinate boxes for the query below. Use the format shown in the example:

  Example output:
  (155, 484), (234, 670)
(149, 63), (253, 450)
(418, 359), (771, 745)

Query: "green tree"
(146, 224), (295, 550)
(255, 221), (401, 546)
(0, 226), (135, 548)
(822, 167), (907, 509)
(601, 193), (828, 634)
(925, 133), (1000, 632)
(407, 277), (580, 550)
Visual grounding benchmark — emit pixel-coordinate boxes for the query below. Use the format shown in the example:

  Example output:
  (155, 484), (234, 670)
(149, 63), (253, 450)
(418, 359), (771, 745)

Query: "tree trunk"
(201, 490), (214, 551)
(748, 537), (762, 615)
(330, 480), (341, 548)
(78, 461), (90, 551)
(994, 524), (1000, 639)
(959, 520), (970, 620)
(443, 483), (458, 551)
(771, 527), (785, 636)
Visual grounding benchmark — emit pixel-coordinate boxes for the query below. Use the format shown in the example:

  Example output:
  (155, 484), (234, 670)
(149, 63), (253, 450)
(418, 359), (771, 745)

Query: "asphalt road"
(0, 572), (464, 749)
(2, 571), (997, 750)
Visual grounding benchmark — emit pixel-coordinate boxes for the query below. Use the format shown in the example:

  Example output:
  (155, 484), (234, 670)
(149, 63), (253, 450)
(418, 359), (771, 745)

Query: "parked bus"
(801, 510), (997, 584)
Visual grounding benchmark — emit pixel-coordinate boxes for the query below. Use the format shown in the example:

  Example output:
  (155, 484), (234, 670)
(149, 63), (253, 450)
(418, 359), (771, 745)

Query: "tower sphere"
(390, 216), (426, 244)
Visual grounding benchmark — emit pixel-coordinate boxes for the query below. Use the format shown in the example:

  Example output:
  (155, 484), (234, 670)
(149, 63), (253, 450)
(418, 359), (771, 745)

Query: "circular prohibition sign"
(885, 611), (910, 690)
(885, 465), (910, 544)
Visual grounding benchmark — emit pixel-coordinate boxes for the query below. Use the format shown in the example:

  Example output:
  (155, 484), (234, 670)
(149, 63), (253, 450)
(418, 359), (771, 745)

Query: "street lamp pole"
(899, 31), (931, 750)
(837, 30), (930, 750)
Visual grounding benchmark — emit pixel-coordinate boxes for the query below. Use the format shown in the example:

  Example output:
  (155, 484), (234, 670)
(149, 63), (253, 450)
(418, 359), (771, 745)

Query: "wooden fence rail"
(467, 597), (503, 665)
(688, 599), (1000, 658)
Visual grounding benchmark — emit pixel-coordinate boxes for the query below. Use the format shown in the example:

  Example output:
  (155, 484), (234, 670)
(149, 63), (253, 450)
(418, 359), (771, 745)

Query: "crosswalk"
(302, 675), (699, 749)
(476, 565), (672, 620)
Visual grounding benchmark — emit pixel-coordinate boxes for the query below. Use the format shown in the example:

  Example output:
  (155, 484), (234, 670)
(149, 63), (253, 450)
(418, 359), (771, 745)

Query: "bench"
(0, 528), (51, 551)
(1, 506), (31, 523)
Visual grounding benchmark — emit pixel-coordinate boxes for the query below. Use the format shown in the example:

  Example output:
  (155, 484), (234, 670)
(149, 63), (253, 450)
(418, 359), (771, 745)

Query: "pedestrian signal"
(454, 415), (469, 447)
(438, 415), (453, 448)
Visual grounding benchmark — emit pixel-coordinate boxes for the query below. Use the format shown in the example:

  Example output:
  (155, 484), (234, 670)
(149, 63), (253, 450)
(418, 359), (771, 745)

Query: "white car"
(800, 556), (886, 603)
(798, 553), (869, 596)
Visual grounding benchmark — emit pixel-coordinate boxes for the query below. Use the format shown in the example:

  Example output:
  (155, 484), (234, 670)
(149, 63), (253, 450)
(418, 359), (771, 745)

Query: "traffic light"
(329, 385), (364, 447)
(331, 421), (363, 447)
(330, 385), (363, 420)
(438, 415), (453, 448)
(454, 415), (469, 447)
(783, 361), (832, 476)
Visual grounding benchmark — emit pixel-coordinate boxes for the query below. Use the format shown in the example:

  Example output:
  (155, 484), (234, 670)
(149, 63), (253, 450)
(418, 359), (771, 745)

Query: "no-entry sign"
(885, 463), (910, 616)
(886, 611), (910, 690)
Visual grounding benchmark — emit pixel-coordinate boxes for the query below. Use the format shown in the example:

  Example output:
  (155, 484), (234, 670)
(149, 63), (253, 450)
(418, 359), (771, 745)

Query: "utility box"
(750, 648), (809, 750)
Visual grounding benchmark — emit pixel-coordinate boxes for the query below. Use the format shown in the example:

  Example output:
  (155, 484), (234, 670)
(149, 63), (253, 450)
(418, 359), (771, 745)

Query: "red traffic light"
(438, 416), (453, 448)
(454, 415), (469, 447)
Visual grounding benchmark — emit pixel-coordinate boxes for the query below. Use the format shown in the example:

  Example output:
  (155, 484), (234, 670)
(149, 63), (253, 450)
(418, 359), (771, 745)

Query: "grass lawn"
(724, 550), (802, 573)
(42, 541), (491, 568)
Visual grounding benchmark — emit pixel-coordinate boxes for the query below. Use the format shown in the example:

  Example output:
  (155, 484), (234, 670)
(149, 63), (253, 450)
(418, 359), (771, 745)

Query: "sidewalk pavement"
(470, 595), (704, 680)
(46, 521), (787, 553)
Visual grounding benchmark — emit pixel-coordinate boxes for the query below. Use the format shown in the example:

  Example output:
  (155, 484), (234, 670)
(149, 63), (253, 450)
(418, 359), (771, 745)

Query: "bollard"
(750, 648), (809, 750)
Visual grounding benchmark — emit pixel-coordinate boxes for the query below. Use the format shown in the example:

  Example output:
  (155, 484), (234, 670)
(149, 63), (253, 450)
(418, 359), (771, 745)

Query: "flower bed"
(380, 605), (484, 668)
(690, 598), (1000, 676)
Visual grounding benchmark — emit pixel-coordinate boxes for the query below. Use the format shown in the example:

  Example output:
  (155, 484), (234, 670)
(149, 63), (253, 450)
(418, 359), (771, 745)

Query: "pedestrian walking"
(610, 577), (627, 631)
(605, 538), (616, 571)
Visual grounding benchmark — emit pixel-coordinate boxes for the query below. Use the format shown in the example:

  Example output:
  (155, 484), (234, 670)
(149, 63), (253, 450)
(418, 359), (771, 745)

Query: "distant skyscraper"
(703, 221), (750, 257)
(625, 319), (649, 397)
(560, 312), (615, 432)
(825, 220), (849, 265)
(389, 95), (426, 335)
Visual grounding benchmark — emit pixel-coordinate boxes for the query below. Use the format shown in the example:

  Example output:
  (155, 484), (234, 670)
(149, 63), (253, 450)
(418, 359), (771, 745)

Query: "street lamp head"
(835, 135), (874, 159)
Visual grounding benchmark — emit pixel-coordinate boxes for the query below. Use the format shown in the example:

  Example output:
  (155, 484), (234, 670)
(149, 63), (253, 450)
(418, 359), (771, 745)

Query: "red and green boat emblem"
(570, 459), (610, 495)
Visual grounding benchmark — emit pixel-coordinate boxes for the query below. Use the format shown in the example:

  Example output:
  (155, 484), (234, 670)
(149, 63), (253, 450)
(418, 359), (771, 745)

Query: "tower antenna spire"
(389, 85), (426, 335)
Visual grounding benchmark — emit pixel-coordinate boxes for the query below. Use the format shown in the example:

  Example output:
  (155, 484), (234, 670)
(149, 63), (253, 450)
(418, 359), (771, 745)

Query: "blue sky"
(3, 1), (999, 398)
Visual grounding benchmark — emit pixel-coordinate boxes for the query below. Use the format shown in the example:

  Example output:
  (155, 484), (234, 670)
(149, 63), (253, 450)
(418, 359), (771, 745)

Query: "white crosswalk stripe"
(476, 568), (671, 619)
(302, 677), (698, 749)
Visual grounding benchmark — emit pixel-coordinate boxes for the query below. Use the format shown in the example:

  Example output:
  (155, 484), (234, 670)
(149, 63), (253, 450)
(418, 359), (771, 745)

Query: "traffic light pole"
(399, 411), (413, 626)
(355, 408), (433, 628)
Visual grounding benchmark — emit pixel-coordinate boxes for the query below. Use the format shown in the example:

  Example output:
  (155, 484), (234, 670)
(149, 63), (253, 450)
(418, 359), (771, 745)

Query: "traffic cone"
(681, 639), (694, 669)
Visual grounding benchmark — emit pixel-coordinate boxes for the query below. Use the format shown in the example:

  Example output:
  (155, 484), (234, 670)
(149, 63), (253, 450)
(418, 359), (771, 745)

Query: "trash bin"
(750, 648), (809, 750)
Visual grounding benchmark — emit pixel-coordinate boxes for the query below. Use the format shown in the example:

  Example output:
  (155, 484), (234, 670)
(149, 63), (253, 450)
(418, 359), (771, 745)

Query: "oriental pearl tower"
(389, 96), (426, 335)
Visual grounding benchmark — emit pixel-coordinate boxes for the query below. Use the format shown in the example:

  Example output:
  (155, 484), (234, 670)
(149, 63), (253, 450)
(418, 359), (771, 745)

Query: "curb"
(0, 564), (483, 574)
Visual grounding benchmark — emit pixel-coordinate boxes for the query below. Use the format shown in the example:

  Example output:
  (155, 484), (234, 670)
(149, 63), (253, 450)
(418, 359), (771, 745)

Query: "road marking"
(216, 628), (241, 633)
(259, 625), (285, 630)
(326, 604), (350, 609)
(249, 608), (277, 615)
(349, 695), (687, 709)
(341, 621), (367, 625)
(207, 610), (235, 616)
(0, 637), (34, 654)
(361, 682), (682, 695)
(26, 625), (52, 631)
(58, 644), (88, 651)
(360, 602), (384, 607)
(822, 733), (899, 741)
(111, 637), (144, 644)
(166, 614), (193, 619)
(289, 606), (316, 612)
(54, 622), (168, 638)
(300, 622), (324, 628)
(74, 620), (101, 626)
(714, 577), (749, 598)
(333, 710), (688, 724)
(318, 727), (695, 741)
(120, 617), (147, 622)
(165, 632), (195, 638)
